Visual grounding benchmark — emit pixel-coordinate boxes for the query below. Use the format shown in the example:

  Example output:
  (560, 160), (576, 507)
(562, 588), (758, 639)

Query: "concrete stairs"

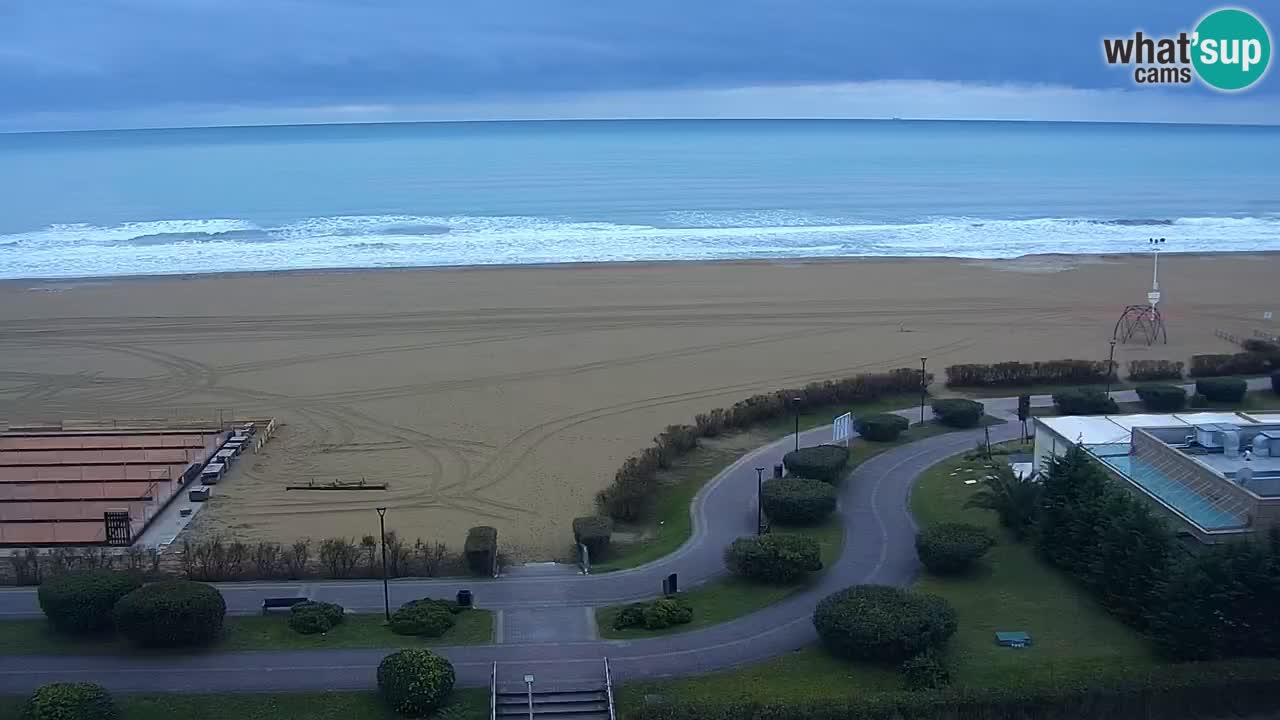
(495, 682), (611, 719)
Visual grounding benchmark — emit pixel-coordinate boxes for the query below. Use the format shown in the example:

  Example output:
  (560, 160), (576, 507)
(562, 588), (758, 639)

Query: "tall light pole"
(919, 357), (928, 425)
(1105, 339), (1117, 398)
(755, 467), (765, 535)
(792, 396), (802, 452)
(375, 507), (390, 621)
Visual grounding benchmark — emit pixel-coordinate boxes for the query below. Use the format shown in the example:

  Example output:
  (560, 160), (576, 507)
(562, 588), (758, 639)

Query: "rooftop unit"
(1194, 424), (1241, 451)
(1254, 431), (1280, 458)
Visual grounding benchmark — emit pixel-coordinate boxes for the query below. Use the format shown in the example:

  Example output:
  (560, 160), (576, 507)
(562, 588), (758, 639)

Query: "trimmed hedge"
(760, 478), (837, 525)
(572, 516), (613, 559)
(24, 682), (118, 720)
(1135, 384), (1187, 412)
(36, 570), (141, 635)
(289, 601), (345, 635)
(613, 595), (694, 631)
(854, 414), (909, 442)
(112, 580), (226, 648)
(376, 649), (455, 717)
(1051, 388), (1118, 415)
(389, 599), (456, 637)
(929, 399), (984, 429)
(813, 585), (957, 663)
(915, 523), (995, 575)
(1128, 359), (1184, 381)
(464, 526), (497, 576)
(725, 534), (822, 584)
(1190, 352), (1271, 378)
(782, 444), (850, 482)
(945, 359), (1112, 388)
(1196, 377), (1247, 403)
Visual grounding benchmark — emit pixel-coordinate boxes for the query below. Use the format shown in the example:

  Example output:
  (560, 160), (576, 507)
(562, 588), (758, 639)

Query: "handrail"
(604, 657), (617, 720)
(490, 661), (497, 720)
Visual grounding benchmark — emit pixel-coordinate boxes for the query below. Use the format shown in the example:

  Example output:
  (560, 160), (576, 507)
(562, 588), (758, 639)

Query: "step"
(499, 713), (610, 720)
(496, 701), (609, 715)
(497, 691), (607, 705)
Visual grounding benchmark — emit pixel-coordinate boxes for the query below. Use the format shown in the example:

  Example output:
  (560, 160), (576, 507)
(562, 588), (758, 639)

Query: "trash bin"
(663, 572), (678, 596)
(456, 589), (473, 608)
(773, 463), (784, 479)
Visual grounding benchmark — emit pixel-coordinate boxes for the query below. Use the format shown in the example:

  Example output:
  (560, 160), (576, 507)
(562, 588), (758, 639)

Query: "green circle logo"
(1192, 8), (1271, 91)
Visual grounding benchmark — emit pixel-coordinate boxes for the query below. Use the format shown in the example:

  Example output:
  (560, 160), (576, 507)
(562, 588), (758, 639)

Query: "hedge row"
(612, 595), (694, 631)
(1127, 358), (1185, 381)
(854, 413), (908, 442)
(1051, 388), (1118, 415)
(930, 398), (984, 428)
(945, 360), (1113, 388)
(1197, 377), (1248, 403)
(595, 368), (926, 522)
(36, 570), (141, 635)
(1189, 351), (1273, 377)
(170, 534), (458, 582)
(761, 478), (837, 525)
(1135, 384), (1187, 412)
(725, 534), (822, 584)
(782, 444), (850, 482)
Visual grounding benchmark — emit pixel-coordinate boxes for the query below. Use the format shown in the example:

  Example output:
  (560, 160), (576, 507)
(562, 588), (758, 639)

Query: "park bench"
(262, 597), (307, 612)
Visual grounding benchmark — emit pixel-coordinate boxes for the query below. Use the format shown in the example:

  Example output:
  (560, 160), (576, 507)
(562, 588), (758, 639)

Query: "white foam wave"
(1, 214), (1278, 279)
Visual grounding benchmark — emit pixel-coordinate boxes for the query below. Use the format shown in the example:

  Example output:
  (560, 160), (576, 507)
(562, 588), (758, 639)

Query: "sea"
(1, 119), (1278, 280)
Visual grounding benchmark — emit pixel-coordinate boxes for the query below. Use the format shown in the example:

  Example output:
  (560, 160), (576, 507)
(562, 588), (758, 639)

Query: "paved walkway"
(0, 378), (1270, 693)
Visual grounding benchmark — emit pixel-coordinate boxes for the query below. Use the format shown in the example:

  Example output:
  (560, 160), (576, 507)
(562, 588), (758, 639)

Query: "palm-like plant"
(963, 463), (1041, 540)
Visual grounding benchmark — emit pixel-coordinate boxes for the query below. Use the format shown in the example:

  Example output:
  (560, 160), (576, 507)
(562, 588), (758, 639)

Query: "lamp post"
(1105, 339), (1117, 398)
(524, 674), (535, 720)
(919, 357), (928, 425)
(755, 467), (765, 535)
(375, 507), (390, 621)
(792, 396), (802, 453)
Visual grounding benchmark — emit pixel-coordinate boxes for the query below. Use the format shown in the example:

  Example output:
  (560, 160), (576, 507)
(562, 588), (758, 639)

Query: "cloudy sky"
(1, 0), (1276, 131)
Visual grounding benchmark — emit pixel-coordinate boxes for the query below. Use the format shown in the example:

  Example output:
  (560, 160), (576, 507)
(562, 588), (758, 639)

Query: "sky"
(1, 0), (1276, 131)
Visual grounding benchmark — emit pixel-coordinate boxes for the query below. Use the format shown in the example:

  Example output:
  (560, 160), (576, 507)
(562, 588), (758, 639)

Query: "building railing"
(490, 661), (497, 720)
(604, 657), (617, 720)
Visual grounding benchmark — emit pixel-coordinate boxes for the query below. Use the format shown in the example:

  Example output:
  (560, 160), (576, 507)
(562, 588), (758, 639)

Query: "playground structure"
(1113, 238), (1169, 345)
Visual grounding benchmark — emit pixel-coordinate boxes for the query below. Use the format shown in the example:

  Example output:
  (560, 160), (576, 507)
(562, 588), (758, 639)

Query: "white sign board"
(1265, 311), (1274, 321)
(833, 412), (854, 445)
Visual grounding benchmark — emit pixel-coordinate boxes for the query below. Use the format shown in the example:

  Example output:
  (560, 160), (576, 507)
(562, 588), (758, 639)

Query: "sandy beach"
(0, 253), (1274, 559)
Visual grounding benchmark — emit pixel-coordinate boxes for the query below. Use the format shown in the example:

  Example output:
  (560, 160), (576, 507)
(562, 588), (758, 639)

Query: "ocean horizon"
(1, 118), (1278, 280)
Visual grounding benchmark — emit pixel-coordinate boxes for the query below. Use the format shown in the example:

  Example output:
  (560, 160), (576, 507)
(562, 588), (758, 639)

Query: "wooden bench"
(262, 597), (307, 611)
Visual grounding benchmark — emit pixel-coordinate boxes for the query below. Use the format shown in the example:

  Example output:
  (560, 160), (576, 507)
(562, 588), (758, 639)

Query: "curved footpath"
(0, 381), (1268, 694)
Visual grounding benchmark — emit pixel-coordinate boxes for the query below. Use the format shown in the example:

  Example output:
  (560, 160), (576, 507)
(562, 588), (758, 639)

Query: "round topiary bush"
(36, 570), (141, 635)
(725, 533), (822, 583)
(930, 398), (985, 428)
(288, 602), (344, 635)
(782, 444), (850, 482)
(1196, 377), (1248, 403)
(915, 523), (995, 575)
(112, 580), (226, 648)
(377, 649), (455, 717)
(389, 599), (456, 637)
(761, 478), (837, 525)
(25, 682), (118, 720)
(1135, 384), (1187, 412)
(854, 414), (909, 442)
(291, 600), (345, 626)
(813, 585), (958, 663)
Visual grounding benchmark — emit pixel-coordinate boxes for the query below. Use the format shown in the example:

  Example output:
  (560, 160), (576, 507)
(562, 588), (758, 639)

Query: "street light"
(755, 467), (765, 535)
(792, 396), (802, 453)
(919, 357), (928, 425)
(375, 507), (390, 621)
(1105, 339), (1117, 398)
(524, 674), (535, 719)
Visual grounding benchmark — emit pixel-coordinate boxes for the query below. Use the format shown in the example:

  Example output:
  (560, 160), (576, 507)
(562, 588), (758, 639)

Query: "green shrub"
(389, 599), (455, 637)
(1196, 377), (1248, 403)
(112, 580), (225, 648)
(1136, 384), (1188, 412)
(901, 651), (950, 691)
(572, 516), (613, 559)
(760, 478), (837, 525)
(1051, 387), (1118, 415)
(812, 585), (957, 663)
(929, 398), (984, 428)
(612, 596), (693, 631)
(24, 682), (118, 720)
(1128, 359), (1185, 381)
(945, 359), (1111, 388)
(612, 602), (648, 630)
(1190, 352), (1272, 378)
(36, 570), (141, 635)
(725, 533), (822, 583)
(288, 601), (345, 634)
(853, 413), (909, 442)
(915, 523), (995, 575)
(463, 526), (497, 576)
(782, 444), (850, 482)
(376, 649), (455, 717)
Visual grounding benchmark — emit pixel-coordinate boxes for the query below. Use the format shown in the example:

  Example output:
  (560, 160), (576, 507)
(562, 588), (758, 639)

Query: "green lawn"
(0, 610), (493, 655)
(0, 689), (488, 720)
(596, 517), (843, 639)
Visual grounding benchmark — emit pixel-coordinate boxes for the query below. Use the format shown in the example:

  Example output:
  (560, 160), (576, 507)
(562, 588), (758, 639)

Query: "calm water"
(1, 119), (1278, 279)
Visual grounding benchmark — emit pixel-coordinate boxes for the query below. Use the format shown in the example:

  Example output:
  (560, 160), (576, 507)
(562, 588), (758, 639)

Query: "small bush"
(1136, 384), (1188, 412)
(854, 414), (910, 442)
(288, 601), (345, 634)
(915, 523), (995, 575)
(112, 580), (226, 648)
(725, 533), (822, 583)
(572, 516), (613, 560)
(761, 478), (837, 525)
(902, 651), (951, 690)
(25, 682), (118, 720)
(464, 526), (497, 576)
(930, 398), (985, 428)
(36, 570), (141, 635)
(813, 585), (957, 663)
(612, 596), (693, 631)
(1196, 377), (1248, 403)
(782, 444), (850, 482)
(1128, 359), (1184, 381)
(377, 649), (455, 717)
(389, 599), (456, 637)
(1052, 387), (1118, 415)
